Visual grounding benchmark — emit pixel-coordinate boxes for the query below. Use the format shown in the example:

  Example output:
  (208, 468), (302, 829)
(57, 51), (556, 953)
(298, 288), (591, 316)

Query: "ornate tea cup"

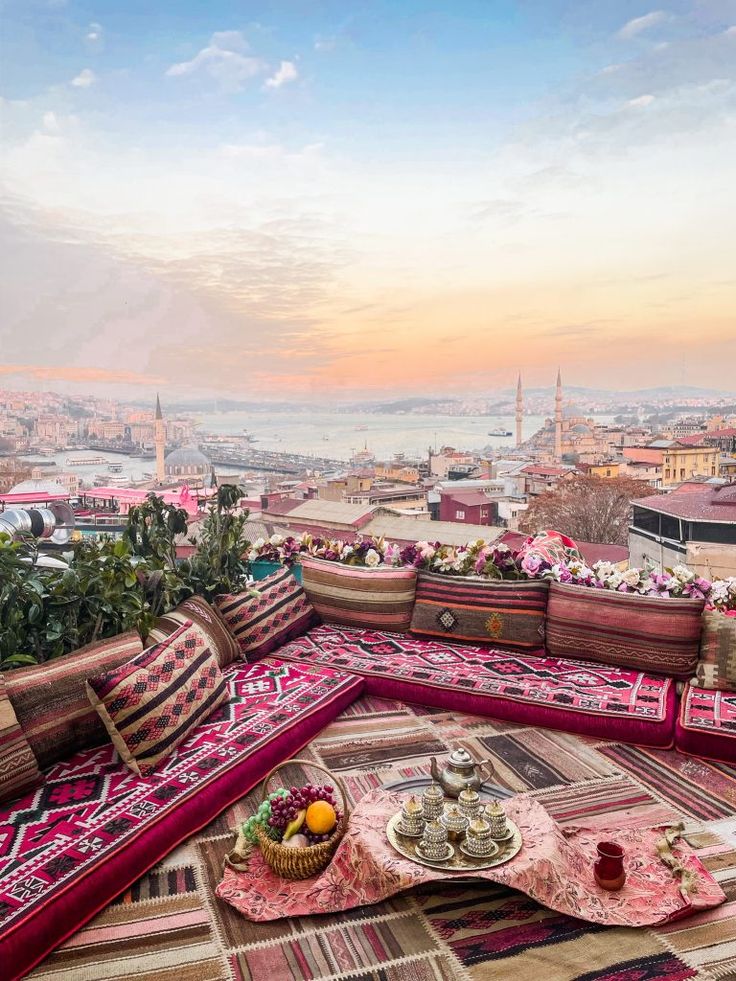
(441, 804), (469, 842)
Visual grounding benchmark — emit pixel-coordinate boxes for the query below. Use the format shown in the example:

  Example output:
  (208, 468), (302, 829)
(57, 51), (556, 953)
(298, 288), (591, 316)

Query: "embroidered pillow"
(0, 676), (43, 803)
(215, 567), (317, 661)
(545, 582), (704, 678)
(410, 573), (548, 651)
(86, 620), (228, 777)
(693, 611), (736, 691)
(300, 558), (417, 632)
(146, 594), (240, 668)
(5, 632), (144, 769)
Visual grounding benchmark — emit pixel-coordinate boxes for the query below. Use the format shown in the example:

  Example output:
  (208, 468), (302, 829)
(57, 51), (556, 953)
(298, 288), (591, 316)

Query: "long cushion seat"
(675, 682), (736, 765)
(276, 624), (678, 748)
(0, 658), (363, 980)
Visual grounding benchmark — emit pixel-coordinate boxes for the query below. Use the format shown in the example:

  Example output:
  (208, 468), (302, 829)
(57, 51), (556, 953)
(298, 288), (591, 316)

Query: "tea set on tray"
(386, 749), (523, 871)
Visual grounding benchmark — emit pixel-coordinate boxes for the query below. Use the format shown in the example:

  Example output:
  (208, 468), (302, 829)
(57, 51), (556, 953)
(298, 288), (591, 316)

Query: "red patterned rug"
(26, 696), (736, 981)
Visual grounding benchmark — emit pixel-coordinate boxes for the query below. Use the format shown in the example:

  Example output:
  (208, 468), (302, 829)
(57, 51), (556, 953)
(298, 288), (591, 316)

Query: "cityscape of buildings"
(1, 372), (735, 578)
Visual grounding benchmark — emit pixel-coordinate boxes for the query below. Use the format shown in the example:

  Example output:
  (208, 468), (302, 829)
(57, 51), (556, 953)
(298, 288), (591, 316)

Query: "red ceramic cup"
(594, 841), (626, 891)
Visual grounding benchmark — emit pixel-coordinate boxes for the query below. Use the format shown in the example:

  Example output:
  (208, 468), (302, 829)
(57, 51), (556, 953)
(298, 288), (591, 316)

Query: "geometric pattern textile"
(4, 631), (144, 770)
(21, 693), (736, 981)
(675, 682), (736, 765)
(410, 572), (548, 651)
(694, 610), (736, 691)
(215, 567), (318, 661)
(85, 620), (229, 777)
(0, 677), (42, 805)
(300, 558), (418, 632)
(0, 657), (363, 980)
(276, 623), (678, 747)
(546, 582), (704, 679)
(146, 594), (241, 668)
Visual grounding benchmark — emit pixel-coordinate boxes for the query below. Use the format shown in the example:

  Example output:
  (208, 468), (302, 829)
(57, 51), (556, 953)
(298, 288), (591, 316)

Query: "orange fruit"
(305, 800), (337, 835)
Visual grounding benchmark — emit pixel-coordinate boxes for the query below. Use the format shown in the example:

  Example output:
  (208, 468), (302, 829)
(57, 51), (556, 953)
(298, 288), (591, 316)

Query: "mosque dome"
(8, 479), (69, 497)
(570, 424), (592, 434)
(164, 445), (210, 478)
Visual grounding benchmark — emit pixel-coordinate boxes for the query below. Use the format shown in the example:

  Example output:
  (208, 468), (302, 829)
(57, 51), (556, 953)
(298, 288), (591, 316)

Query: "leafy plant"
(178, 484), (252, 601)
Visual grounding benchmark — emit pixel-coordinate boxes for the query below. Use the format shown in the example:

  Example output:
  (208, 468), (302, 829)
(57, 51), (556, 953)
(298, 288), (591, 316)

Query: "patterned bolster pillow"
(693, 610), (736, 691)
(86, 620), (228, 777)
(545, 582), (704, 678)
(146, 594), (240, 668)
(0, 676), (43, 804)
(5, 631), (144, 770)
(410, 573), (548, 651)
(215, 567), (318, 661)
(300, 558), (418, 633)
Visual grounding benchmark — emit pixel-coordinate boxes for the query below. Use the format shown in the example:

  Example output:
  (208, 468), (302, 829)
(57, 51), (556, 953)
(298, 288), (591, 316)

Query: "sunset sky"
(1, 0), (735, 401)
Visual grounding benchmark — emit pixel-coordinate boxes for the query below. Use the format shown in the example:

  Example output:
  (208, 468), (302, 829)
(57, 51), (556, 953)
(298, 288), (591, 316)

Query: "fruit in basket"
(282, 833), (309, 849)
(305, 800), (337, 835)
(283, 809), (306, 840)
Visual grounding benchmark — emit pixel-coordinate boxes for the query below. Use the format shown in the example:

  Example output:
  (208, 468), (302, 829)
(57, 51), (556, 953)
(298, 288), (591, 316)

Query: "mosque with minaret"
(514, 371), (605, 463)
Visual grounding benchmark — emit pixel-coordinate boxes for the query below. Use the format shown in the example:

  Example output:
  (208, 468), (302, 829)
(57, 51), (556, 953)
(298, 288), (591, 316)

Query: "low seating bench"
(0, 659), (363, 980)
(276, 624), (678, 748)
(675, 683), (736, 764)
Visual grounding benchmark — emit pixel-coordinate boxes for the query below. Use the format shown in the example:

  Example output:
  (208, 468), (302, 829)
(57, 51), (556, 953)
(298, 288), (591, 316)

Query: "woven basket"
(254, 758), (349, 881)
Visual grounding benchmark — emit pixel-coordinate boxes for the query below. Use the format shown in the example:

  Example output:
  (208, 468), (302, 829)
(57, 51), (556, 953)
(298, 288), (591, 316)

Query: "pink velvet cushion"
(215, 567), (317, 661)
(277, 623), (677, 748)
(410, 572), (548, 652)
(675, 682), (736, 765)
(301, 558), (417, 632)
(546, 582), (704, 679)
(86, 620), (229, 777)
(0, 658), (363, 980)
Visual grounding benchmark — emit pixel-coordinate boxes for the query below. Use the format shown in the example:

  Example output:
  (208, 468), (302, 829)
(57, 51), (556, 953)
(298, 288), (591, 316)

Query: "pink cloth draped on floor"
(217, 790), (725, 927)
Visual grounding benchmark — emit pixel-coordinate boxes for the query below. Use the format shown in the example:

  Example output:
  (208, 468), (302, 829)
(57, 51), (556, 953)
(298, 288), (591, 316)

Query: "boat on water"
(488, 428), (513, 437)
(93, 472), (130, 487)
(354, 425), (369, 431)
(107, 462), (123, 473)
(66, 456), (108, 466)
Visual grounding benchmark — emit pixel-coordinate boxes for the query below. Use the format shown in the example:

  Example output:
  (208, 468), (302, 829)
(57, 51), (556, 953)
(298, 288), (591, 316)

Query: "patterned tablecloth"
(217, 790), (726, 927)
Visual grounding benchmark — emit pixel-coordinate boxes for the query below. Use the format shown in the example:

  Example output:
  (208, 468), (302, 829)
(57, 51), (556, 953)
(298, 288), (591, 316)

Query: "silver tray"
(386, 811), (523, 872)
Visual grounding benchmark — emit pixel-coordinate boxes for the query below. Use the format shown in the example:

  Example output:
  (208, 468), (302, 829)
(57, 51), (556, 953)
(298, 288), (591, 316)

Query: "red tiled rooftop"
(633, 482), (736, 521)
(441, 490), (492, 506)
(262, 498), (304, 516)
(520, 465), (575, 477)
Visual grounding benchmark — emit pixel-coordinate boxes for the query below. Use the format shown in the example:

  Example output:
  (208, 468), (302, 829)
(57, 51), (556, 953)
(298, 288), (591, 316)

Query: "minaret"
(155, 394), (165, 483)
(554, 369), (563, 462)
(515, 373), (523, 448)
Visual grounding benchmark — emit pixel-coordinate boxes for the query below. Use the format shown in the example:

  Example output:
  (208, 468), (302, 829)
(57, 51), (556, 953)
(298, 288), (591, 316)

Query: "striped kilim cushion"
(410, 572), (548, 651)
(86, 620), (228, 776)
(694, 611), (736, 691)
(5, 632), (144, 769)
(147, 594), (240, 668)
(546, 582), (704, 678)
(215, 567), (317, 661)
(0, 677), (42, 804)
(300, 559), (418, 632)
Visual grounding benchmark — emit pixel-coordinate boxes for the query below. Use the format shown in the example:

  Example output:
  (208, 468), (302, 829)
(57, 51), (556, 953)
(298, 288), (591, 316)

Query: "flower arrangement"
(246, 531), (736, 614)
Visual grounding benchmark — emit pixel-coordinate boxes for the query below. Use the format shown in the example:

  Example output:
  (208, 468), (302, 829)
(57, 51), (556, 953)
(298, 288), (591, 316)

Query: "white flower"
(253, 537), (265, 550)
(364, 549), (381, 567)
(593, 561), (617, 580)
(672, 564), (694, 583)
(269, 533), (285, 546)
(622, 569), (642, 588)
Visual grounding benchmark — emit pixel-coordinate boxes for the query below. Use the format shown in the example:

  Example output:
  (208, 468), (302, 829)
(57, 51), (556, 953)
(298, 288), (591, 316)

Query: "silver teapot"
(430, 749), (494, 798)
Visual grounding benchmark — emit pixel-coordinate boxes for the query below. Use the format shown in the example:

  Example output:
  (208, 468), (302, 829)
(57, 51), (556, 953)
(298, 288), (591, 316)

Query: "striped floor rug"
(28, 697), (736, 981)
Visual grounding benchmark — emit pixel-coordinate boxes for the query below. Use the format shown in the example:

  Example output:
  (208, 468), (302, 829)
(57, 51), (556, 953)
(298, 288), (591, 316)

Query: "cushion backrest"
(300, 558), (417, 632)
(545, 581), (704, 678)
(693, 610), (736, 691)
(0, 676), (42, 803)
(5, 631), (144, 769)
(410, 572), (548, 651)
(215, 567), (317, 661)
(86, 620), (228, 777)
(147, 594), (240, 668)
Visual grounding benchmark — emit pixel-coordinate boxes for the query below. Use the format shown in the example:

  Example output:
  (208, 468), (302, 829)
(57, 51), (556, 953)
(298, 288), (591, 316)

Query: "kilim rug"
(27, 694), (736, 981)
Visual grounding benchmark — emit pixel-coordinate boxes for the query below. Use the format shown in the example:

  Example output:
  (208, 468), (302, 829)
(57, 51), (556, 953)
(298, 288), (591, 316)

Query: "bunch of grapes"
(241, 789), (288, 843)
